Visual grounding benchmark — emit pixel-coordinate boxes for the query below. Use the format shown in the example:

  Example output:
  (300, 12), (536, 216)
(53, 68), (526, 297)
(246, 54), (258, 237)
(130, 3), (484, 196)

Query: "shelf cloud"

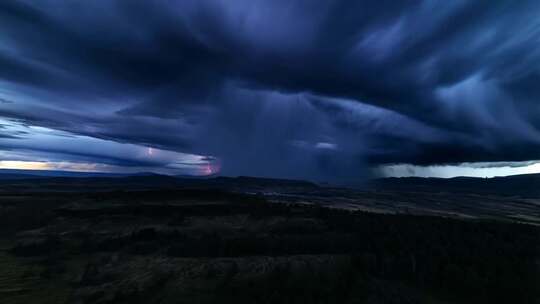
(1, 1), (540, 181)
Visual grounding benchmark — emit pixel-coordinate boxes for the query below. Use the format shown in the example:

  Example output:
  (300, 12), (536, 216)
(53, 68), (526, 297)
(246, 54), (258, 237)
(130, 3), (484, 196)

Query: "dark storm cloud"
(1, 0), (540, 181)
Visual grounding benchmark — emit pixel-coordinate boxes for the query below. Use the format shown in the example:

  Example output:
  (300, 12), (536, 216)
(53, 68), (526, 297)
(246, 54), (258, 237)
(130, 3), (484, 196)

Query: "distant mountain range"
(0, 169), (538, 197)
(0, 169), (319, 192)
(369, 173), (540, 197)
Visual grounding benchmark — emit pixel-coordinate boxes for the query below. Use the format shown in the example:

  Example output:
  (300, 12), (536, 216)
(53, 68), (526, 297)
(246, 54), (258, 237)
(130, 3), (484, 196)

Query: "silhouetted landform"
(0, 171), (319, 193)
(371, 173), (540, 197)
(2, 169), (540, 197)
(0, 188), (538, 304)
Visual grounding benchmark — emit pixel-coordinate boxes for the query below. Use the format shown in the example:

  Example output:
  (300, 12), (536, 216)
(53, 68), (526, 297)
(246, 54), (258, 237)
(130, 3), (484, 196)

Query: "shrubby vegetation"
(3, 190), (540, 304)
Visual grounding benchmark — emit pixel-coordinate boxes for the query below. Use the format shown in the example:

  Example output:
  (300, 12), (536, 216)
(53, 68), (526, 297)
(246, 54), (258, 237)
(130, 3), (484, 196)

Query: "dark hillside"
(371, 173), (540, 197)
(0, 189), (538, 304)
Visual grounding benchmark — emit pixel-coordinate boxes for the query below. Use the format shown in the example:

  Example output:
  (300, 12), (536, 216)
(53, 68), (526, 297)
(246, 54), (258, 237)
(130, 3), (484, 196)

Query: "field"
(0, 183), (538, 304)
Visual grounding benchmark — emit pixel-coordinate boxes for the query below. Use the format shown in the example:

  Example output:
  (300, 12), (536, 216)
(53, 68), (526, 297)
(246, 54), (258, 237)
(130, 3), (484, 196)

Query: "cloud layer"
(1, 1), (540, 181)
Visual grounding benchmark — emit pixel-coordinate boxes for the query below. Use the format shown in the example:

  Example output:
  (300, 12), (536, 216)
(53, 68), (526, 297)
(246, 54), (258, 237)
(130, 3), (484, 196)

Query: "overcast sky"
(1, 1), (540, 182)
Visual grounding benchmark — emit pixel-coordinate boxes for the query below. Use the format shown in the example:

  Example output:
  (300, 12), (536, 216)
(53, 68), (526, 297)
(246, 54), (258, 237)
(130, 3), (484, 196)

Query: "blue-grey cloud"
(1, 0), (540, 181)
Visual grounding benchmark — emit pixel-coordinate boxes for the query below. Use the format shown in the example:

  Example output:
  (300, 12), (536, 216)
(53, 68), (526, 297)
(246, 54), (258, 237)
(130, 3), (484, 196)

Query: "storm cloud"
(1, 0), (540, 181)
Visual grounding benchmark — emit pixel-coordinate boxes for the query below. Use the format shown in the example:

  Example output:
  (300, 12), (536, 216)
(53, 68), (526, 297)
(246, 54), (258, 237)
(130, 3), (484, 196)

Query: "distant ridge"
(0, 173), (47, 180)
(0, 169), (538, 197)
(0, 169), (319, 192)
(371, 173), (540, 197)
(0, 168), (316, 184)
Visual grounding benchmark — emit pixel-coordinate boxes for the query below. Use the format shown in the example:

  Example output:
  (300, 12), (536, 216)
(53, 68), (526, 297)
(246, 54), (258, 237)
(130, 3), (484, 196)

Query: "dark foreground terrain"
(0, 182), (539, 304)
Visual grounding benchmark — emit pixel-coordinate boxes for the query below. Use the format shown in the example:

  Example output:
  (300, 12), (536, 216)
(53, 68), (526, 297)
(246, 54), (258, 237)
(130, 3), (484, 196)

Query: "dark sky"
(0, 0), (540, 181)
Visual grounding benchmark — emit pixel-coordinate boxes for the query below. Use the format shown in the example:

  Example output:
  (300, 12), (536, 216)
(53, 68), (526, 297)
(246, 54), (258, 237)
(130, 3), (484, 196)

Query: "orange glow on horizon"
(0, 161), (51, 170)
(0, 160), (103, 172)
